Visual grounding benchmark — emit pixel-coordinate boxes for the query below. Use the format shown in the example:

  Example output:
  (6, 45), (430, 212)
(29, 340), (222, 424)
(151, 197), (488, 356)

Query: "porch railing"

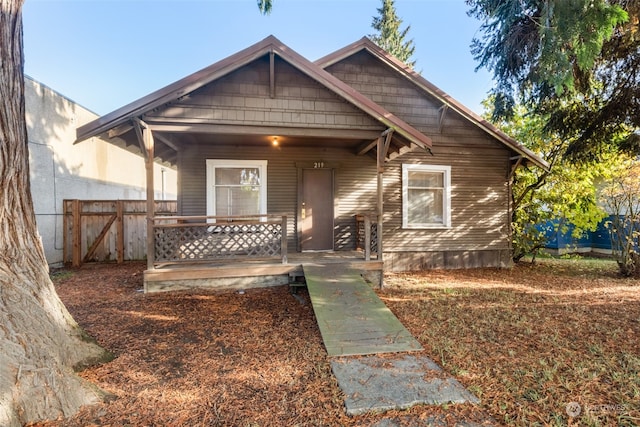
(355, 214), (378, 261)
(153, 214), (287, 265)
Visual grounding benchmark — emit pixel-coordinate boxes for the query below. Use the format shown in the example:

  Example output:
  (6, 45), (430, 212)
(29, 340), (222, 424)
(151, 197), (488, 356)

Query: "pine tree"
(468, 0), (637, 159)
(370, 0), (416, 68)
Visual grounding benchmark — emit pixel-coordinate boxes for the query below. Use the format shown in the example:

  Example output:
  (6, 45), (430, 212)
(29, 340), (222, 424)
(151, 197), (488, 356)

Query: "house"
(25, 76), (177, 267)
(75, 35), (548, 292)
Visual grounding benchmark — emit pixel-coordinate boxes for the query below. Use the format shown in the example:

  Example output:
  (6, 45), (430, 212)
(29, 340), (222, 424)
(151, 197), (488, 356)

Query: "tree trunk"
(1, 1), (110, 425)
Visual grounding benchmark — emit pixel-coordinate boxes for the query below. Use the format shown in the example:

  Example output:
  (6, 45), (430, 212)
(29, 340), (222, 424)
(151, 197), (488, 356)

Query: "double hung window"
(402, 164), (451, 228)
(206, 160), (267, 218)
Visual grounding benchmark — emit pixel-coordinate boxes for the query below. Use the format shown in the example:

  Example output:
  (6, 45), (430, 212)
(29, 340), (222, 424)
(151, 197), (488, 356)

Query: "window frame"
(401, 164), (451, 229)
(206, 159), (268, 218)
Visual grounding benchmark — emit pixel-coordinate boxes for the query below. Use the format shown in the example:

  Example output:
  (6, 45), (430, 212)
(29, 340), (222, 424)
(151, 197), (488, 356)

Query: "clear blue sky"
(23, 0), (493, 116)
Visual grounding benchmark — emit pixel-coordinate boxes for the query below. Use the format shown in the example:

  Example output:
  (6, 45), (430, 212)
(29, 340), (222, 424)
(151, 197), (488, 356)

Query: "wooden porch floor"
(303, 263), (423, 357)
(143, 251), (383, 293)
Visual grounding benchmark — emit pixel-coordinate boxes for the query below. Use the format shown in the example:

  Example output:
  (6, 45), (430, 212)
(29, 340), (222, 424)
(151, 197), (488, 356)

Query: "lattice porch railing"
(153, 215), (287, 265)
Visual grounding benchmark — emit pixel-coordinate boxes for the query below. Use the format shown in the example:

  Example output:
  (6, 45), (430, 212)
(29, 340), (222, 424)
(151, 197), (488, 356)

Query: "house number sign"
(313, 162), (325, 168)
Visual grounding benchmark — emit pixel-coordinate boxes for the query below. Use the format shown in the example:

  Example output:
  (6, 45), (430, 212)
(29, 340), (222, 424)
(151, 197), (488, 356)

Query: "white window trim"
(402, 164), (451, 229)
(206, 159), (268, 218)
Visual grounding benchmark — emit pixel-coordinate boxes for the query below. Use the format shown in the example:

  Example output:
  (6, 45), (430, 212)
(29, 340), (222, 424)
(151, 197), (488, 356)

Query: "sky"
(22, 0), (493, 117)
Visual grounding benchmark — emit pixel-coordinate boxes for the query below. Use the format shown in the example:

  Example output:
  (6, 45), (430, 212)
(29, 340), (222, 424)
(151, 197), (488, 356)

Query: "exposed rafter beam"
(357, 139), (379, 156)
(153, 133), (180, 151)
(144, 121), (381, 140)
(154, 144), (175, 159)
(107, 123), (133, 139)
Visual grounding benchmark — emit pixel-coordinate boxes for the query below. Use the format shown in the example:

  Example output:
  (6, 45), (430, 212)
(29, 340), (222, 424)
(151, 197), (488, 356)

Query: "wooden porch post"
(134, 118), (155, 270)
(376, 129), (393, 288)
(281, 215), (288, 264)
(376, 129), (394, 263)
(364, 215), (371, 261)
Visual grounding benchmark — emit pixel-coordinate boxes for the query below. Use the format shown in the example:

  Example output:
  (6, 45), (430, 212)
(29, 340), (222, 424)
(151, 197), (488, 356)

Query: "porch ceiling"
(107, 124), (418, 168)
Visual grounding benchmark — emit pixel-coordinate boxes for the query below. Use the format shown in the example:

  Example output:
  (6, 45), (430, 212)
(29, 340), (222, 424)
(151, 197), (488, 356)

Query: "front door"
(300, 168), (334, 251)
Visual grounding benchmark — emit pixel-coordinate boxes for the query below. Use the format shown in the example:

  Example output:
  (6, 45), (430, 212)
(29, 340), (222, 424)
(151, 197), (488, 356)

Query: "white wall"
(26, 77), (177, 267)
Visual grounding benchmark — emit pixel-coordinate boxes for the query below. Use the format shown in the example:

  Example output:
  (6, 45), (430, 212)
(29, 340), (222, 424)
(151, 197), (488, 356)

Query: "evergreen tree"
(467, 0), (639, 160)
(370, 0), (416, 68)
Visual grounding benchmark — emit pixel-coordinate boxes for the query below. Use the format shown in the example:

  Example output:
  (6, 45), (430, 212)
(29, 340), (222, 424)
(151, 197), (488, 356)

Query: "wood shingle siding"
(147, 56), (384, 132)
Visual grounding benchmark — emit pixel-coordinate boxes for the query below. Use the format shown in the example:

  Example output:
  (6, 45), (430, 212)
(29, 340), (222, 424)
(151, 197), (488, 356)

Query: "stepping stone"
(330, 354), (480, 416)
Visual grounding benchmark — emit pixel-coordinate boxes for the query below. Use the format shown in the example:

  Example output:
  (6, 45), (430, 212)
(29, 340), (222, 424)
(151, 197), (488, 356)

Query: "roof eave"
(76, 36), (283, 143)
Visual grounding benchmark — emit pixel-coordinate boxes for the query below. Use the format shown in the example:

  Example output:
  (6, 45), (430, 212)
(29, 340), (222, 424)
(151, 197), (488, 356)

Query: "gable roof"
(316, 37), (549, 171)
(76, 35), (432, 155)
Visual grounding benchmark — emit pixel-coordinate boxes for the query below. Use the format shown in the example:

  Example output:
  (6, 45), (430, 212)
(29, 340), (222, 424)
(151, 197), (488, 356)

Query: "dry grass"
(30, 257), (639, 426)
(383, 257), (640, 426)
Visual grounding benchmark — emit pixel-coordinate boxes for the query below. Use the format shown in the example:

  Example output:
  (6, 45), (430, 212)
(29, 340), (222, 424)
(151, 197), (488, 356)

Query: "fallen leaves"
(29, 257), (640, 426)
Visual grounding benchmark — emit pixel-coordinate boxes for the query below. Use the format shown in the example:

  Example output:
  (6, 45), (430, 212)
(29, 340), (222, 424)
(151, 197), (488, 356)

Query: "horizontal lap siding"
(148, 56), (382, 131)
(383, 141), (510, 252)
(326, 52), (512, 254)
(179, 144), (378, 251)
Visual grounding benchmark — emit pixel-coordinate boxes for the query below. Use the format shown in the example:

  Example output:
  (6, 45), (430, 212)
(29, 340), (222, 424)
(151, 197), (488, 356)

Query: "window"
(206, 160), (267, 218)
(402, 164), (451, 228)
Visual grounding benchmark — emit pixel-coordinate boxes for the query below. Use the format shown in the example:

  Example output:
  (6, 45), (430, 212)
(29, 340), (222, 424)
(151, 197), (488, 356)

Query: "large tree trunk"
(1, 1), (110, 425)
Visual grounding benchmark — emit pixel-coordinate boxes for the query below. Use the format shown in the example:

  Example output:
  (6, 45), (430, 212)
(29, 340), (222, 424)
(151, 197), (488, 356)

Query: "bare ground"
(30, 258), (640, 426)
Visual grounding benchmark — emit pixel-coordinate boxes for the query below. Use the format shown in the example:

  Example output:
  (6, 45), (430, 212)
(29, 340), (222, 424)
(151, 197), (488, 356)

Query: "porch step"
(288, 272), (306, 294)
(302, 263), (423, 357)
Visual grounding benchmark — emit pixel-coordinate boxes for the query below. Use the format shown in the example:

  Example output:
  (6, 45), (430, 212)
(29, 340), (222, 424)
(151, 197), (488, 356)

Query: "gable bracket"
(132, 118), (148, 161)
(509, 155), (524, 180)
(438, 104), (449, 133)
(377, 128), (394, 172)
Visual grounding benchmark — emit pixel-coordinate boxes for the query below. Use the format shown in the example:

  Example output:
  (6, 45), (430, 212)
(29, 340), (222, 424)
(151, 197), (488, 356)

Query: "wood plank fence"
(63, 200), (177, 266)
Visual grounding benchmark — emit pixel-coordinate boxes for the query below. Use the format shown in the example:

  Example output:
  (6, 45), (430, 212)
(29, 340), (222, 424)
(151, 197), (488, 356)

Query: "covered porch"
(145, 212), (382, 292)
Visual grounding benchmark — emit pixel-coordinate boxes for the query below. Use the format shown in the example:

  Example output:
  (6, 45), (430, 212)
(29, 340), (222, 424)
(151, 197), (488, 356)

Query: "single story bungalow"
(76, 35), (548, 291)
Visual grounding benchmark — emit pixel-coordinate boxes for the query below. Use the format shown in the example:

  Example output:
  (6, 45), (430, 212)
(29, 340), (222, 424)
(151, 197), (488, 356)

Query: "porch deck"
(143, 251), (383, 293)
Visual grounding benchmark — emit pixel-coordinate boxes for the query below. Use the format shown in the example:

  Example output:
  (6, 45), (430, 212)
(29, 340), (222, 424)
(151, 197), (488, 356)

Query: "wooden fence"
(63, 200), (177, 266)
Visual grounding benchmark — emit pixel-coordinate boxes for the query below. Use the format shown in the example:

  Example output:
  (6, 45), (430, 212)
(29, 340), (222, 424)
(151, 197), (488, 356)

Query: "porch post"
(134, 118), (156, 270)
(376, 129), (393, 264)
(281, 215), (288, 264)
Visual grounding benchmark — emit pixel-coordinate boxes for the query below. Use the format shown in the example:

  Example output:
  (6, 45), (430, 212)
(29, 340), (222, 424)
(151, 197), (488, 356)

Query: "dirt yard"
(30, 257), (639, 426)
